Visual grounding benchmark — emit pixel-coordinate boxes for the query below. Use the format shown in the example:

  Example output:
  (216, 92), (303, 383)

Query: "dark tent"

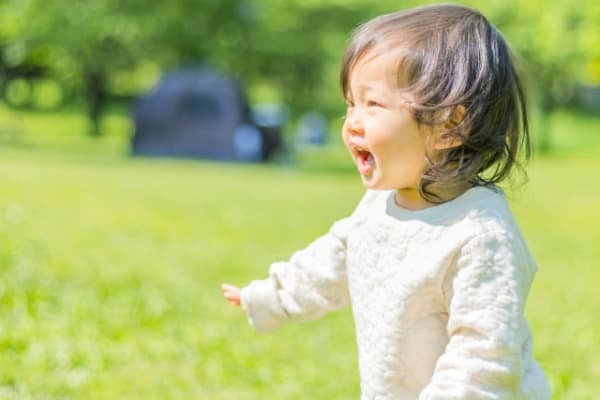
(131, 69), (281, 161)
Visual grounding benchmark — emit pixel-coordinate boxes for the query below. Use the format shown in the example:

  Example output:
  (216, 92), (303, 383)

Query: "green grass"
(0, 105), (599, 398)
(0, 151), (365, 399)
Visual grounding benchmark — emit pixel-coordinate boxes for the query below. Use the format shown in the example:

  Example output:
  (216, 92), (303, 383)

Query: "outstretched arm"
(238, 217), (352, 333)
(223, 190), (380, 334)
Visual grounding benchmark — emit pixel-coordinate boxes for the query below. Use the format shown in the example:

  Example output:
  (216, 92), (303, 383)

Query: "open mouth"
(352, 146), (375, 175)
(358, 149), (373, 164)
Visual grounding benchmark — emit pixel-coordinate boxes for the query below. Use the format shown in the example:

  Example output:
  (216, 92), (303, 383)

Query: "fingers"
(222, 283), (239, 292)
(221, 283), (241, 306)
(224, 292), (241, 306)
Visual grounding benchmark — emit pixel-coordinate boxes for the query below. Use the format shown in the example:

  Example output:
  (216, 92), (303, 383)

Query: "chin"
(360, 174), (383, 189)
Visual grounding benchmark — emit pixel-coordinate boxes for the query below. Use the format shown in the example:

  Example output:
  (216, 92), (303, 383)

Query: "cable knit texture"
(240, 186), (551, 399)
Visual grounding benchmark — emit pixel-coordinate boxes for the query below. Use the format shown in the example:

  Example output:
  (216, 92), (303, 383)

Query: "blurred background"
(0, 0), (599, 399)
(0, 0), (599, 157)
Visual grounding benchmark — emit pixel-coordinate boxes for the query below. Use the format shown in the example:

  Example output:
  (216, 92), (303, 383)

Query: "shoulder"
(330, 189), (391, 237)
(453, 202), (538, 281)
(356, 189), (389, 209)
(436, 186), (536, 266)
(349, 189), (391, 220)
(446, 186), (522, 236)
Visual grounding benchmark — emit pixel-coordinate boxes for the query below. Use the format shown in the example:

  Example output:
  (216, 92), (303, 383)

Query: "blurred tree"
(476, 0), (600, 152)
(3, 0), (254, 135)
(22, 0), (140, 135)
(1, 0), (598, 144)
(0, 1), (50, 107)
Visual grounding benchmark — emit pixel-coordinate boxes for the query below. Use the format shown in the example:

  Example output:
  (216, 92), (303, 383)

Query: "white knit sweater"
(240, 186), (551, 399)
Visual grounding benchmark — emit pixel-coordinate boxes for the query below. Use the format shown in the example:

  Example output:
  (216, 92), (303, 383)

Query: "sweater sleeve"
(240, 190), (379, 334)
(419, 230), (538, 399)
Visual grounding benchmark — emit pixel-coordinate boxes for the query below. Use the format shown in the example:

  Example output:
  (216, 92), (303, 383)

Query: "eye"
(367, 100), (382, 107)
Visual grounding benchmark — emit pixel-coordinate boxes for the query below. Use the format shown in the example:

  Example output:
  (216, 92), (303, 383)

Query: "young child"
(222, 4), (551, 399)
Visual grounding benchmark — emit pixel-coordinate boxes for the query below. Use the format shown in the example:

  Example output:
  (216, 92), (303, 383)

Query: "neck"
(394, 189), (432, 211)
(395, 182), (473, 211)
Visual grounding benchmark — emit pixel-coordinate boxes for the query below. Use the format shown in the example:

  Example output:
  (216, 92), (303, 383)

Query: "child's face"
(342, 50), (430, 206)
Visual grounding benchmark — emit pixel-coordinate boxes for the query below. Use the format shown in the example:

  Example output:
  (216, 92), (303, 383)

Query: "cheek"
(367, 133), (393, 149)
(341, 121), (353, 144)
(340, 125), (349, 145)
(366, 126), (401, 150)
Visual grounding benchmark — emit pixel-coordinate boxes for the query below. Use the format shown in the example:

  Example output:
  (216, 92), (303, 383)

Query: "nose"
(344, 107), (364, 135)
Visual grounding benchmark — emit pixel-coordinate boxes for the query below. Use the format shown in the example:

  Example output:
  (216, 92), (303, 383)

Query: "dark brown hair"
(340, 3), (530, 202)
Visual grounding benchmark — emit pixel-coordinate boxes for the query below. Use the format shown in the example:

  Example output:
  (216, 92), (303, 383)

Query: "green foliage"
(481, 0), (600, 108)
(2, 0), (598, 135)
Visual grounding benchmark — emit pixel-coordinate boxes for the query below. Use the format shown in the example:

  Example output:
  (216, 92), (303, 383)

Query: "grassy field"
(0, 105), (599, 399)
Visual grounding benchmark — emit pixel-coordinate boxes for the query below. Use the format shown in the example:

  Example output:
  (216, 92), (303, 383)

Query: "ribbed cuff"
(240, 278), (288, 334)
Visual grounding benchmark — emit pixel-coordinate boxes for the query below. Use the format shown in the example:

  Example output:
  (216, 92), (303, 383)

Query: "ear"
(433, 105), (466, 150)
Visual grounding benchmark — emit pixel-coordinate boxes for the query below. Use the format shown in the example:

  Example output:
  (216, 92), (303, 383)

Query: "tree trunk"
(83, 68), (107, 136)
(537, 95), (555, 154)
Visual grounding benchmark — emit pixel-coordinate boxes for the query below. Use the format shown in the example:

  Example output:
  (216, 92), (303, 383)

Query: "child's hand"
(221, 283), (241, 306)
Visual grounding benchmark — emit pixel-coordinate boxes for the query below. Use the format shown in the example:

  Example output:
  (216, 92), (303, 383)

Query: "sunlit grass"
(0, 152), (364, 399)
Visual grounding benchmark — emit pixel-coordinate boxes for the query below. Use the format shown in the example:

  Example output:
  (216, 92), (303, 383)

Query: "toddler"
(222, 4), (551, 399)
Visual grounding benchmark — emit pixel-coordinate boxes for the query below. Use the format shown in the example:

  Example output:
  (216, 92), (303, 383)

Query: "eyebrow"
(348, 81), (394, 101)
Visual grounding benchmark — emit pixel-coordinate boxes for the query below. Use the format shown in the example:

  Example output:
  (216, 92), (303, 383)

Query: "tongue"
(358, 152), (374, 174)
(360, 151), (373, 165)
